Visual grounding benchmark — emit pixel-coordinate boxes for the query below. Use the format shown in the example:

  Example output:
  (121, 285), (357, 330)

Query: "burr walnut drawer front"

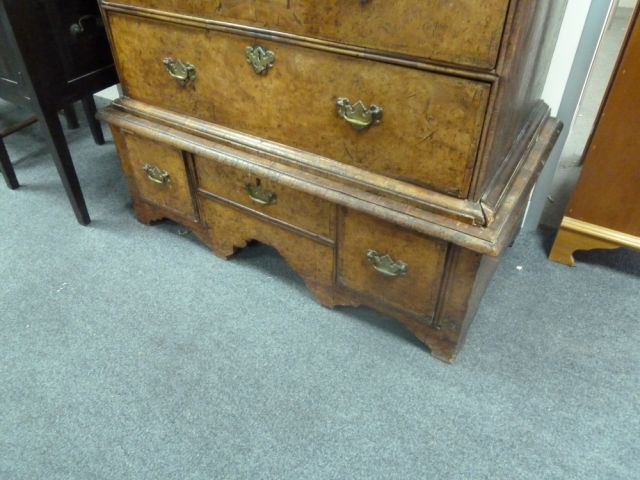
(107, 13), (491, 197)
(121, 132), (196, 219)
(194, 156), (335, 240)
(108, 0), (509, 69)
(338, 209), (448, 319)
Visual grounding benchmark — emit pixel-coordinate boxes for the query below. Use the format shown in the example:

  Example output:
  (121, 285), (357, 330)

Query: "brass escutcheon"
(163, 58), (196, 87)
(245, 181), (277, 205)
(245, 45), (275, 75)
(143, 164), (170, 185)
(336, 97), (383, 131)
(366, 250), (408, 277)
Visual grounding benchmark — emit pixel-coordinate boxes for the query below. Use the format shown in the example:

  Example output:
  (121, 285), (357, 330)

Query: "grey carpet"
(1, 100), (639, 480)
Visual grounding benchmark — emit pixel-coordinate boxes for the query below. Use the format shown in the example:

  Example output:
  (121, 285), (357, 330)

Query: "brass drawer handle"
(336, 97), (383, 131)
(245, 45), (275, 75)
(163, 58), (196, 87)
(70, 15), (104, 39)
(367, 250), (408, 277)
(245, 181), (277, 205)
(143, 164), (170, 185)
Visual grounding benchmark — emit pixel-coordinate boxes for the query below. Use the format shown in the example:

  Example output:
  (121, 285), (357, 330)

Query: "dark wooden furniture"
(97, 0), (565, 362)
(550, 6), (640, 266)
(0, 0), (117, 225)
(0, 115), (36, 188)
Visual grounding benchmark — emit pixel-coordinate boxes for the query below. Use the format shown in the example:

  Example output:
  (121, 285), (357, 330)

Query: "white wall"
(96, 84), (120, 102)
(541, 0), (592, 115)
(525, 0), (617, 229)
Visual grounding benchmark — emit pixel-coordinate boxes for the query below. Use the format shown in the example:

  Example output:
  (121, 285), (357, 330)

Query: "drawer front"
(121, 133), (196, 219)
(195, 156), (335, 240)
(47, 0), (114, 81)
(338, 209), (447, 318)
(108, 13), (490, 197)
(199, 198), (336, 296)
(108, 0), (509, 69)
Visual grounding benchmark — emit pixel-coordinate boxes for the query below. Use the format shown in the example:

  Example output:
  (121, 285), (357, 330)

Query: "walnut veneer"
(98, 0), (565, 362)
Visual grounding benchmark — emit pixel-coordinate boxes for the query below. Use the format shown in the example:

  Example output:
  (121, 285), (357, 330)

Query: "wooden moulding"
(549, 217), (640, 267)
(111, 98), (560, 240)
(98, 103), (561, 258)
(113, 98), (488, 226)
(471, 0), (568, 201)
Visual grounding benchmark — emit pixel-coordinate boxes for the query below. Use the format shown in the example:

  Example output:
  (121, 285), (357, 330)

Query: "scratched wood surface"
(199, 196), (337, 298)
(107, 0), (509, 69)
(195, 154), (336, 240)
(109, 12), (490, 197)
(104, 111), (561, 362)
(122, 132), (196, 219)
(97, 0), (566, 362)
(337, 208), (448, 319)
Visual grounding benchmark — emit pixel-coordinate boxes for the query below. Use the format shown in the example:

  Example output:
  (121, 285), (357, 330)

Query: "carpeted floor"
(1, 100), (639, 479)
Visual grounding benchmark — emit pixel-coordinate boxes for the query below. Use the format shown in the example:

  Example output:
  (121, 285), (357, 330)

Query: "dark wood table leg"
(36, 105), (90, 225)
(62, 104), (79, 130)
(0, 136), (19, 189)
(81, 95), (105, 145)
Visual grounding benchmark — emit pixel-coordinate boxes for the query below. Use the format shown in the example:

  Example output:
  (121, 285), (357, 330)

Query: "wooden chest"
(97, 0), (565, 362)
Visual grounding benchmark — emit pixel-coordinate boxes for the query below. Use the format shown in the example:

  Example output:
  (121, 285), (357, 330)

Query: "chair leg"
(81, 95), (105, 145)
(62, 104), (79, 130)
(0, 136), (19, 189)
(36, 106), (90, 225)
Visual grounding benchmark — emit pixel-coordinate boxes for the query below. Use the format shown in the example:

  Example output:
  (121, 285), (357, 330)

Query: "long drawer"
(108, 12), (491, 197)
(195, 155), (336, 240)
(107, 0), (509, 69)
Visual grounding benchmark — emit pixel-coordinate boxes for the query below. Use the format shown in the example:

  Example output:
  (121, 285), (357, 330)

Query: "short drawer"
(121, 132), (196, 219)
(107, 13), (490, 197)
(338, 209), (448, 318)
(195, 156), (335, 240)
(107, 0), (509, 70)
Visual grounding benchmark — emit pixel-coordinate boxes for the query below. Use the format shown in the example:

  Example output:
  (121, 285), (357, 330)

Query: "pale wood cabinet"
(550, 6), (640, 266)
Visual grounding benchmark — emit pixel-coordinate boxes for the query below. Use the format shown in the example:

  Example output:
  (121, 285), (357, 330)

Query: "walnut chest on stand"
(97, 0), (565, 362)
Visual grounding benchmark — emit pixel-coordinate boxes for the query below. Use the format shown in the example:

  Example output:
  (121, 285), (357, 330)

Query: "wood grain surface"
(108, 12), (490, 197)
(199, 196), (336, 301)
(123, 132), (196, 219)
(105, 0), (509, 69)
(566, 7), (640, 237)
(338, 208), (447, 319)
(97, 0), (566, 362)
(195, 155), (336, 240)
